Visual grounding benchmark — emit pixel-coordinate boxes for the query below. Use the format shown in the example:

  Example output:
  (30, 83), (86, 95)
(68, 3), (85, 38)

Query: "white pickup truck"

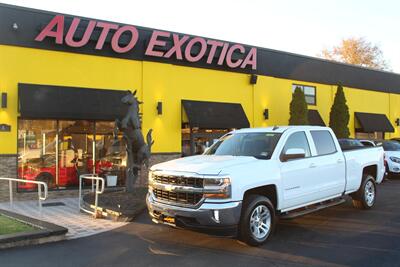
(147, 126), (385, 246)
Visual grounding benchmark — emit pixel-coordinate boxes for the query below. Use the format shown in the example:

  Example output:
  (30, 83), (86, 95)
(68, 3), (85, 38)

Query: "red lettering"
(241, 48), (257, 70)
(111, 25), (139, 53)
(95, 22), (119, 50)
(145, 31), (170, 57)
(65, 18), (96, 48)
(185, 37), (207, 62)
(164, 34), (189, 60)
(35, 15), (257, 70)
(35, 15), (65, 44)
(206, 40), (223, 64)
(226, 44), (245, 68)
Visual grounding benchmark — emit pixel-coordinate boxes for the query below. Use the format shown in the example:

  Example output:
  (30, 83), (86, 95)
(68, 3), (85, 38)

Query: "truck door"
(280, 131), (322, 209)
(309, 130), (346, 197)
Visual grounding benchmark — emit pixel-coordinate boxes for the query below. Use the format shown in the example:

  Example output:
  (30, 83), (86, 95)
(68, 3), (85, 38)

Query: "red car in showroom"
(18, 152), (126, 190)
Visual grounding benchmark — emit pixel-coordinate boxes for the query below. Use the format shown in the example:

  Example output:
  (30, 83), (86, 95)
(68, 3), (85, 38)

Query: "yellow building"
(0, 4), (399, 198)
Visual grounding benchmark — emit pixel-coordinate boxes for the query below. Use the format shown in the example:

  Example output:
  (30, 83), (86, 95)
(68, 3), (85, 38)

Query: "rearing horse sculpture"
(114, 90), (154, 192)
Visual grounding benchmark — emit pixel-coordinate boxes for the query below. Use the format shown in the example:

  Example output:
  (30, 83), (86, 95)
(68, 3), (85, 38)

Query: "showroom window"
(292, 84), (316, 105)
(17, 119), (125, 192)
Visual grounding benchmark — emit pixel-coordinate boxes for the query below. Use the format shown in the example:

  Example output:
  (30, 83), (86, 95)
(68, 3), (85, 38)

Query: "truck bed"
(343, 146), (385, 192)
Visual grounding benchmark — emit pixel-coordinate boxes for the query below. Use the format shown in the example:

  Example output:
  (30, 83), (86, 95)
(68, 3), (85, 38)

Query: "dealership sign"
(35, 15), (257, 70)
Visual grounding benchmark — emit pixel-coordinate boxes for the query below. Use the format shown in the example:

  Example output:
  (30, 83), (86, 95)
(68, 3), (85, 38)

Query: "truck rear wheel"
(352, 175), (376, 209)
(238, 195), (276, 246)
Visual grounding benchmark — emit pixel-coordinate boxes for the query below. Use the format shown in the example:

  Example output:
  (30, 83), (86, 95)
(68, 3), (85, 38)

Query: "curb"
(0, 209), (68, 250)
(81, 197), (146, 222)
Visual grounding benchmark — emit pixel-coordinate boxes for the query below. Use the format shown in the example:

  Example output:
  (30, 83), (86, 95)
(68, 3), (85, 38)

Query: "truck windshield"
(205, 133), (281, 159)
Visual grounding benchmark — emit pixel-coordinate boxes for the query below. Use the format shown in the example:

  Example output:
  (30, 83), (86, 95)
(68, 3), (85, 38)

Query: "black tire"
(352, 174), (376, 209)
(36, 172), (54, 188)
(238, 195), (276, 246)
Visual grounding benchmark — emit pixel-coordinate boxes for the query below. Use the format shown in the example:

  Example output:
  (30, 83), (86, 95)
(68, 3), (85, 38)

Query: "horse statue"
(114, 90), (154, 192)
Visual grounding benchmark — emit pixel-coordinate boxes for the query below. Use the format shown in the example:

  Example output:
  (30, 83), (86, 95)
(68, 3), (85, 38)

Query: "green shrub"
(289, 86), (309, 125)
(329, 85), (350, 138)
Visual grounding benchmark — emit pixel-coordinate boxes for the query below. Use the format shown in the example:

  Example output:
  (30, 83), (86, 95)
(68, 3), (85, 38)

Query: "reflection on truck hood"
(151, 155), (258, 175)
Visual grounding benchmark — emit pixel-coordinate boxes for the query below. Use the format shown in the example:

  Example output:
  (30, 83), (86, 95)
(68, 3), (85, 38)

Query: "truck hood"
(151, 155), (258, 175)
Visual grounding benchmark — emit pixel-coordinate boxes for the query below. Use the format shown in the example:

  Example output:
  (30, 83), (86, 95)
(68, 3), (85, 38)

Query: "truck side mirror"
(281, 148), (306, 162)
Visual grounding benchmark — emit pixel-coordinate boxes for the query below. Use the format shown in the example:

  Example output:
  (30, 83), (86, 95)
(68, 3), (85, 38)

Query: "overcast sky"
(2, 0), (400, 73)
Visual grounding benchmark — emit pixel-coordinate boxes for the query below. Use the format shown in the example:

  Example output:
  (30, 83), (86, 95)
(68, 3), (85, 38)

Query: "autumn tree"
(289, 86), (309, 125)
(320, 37), (390, 70)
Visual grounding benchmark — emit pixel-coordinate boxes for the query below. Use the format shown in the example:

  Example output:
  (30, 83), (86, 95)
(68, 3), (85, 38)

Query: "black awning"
(355, 112), (394, 133)
(18, 84), (129, 120)
(182, 100), (250, 129)
(308, 109), (326, 126)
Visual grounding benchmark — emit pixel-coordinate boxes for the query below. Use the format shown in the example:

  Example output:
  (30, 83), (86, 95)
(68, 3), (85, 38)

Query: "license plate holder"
(162, 216), (176, 225)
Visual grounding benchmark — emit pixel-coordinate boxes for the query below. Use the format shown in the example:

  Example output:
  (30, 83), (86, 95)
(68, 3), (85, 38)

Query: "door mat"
(42, 202), (66, 207)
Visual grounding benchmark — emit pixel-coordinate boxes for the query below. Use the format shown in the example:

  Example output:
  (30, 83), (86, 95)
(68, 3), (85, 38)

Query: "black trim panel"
(308, 110), (325, 126)
(18, 83), (129, 120)
(182, 100), (250, 129)
(355, 112), (394, 133)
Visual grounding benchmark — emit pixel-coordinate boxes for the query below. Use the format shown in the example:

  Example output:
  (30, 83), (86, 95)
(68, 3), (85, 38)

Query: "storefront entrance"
(181, 99), (250, 156)
(354, 112), (394, 140)
(17, 83), (129, 192)
(17, 120), (125, 192)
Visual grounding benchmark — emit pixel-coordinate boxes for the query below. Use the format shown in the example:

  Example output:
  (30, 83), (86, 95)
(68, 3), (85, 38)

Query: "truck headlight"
(390, 157), (400, 163)
(203, 178), (231, 199)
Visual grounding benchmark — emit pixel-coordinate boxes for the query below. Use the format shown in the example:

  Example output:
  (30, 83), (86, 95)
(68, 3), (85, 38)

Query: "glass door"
(17, 120), (57, 190)
(94, 121), (126, 187)
(57, 120), (95, 189)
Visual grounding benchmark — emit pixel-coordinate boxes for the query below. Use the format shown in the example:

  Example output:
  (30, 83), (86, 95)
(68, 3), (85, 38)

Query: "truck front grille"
(152, 188), (203, 206)
(153, 175), (204, 188)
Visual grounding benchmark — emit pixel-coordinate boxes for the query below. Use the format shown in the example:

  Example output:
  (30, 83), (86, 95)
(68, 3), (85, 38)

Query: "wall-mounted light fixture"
(12, 23), (18, 31)
(1, 93), (7, 108)
(250, 74), (258, 85)
(157, 101), (163, 115)
(396, 118), (400, 126)
(263, 109), (269, 120)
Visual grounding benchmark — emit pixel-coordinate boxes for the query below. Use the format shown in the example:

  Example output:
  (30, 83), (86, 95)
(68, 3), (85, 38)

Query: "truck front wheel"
(239, 195), (276, 246)
(352, 175), (376, 209)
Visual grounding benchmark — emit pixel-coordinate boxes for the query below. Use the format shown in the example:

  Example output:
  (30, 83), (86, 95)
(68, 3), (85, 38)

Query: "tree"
(320, 37), (390, 71)
(289, 86), (309, 125)
(329, 85), (350, 138)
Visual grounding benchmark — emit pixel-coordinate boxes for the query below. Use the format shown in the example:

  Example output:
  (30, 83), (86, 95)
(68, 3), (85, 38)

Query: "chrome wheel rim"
(365, 180), (375, 206)
(249, 204), (271, 240)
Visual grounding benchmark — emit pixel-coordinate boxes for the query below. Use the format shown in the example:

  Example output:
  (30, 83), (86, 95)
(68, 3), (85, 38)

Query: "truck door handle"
(309, 163), (317, 168)
(337, 159), (344, 164)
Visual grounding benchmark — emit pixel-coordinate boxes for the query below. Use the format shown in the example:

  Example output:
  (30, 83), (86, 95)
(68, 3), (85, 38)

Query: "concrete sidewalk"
(0, 198), (127, 239)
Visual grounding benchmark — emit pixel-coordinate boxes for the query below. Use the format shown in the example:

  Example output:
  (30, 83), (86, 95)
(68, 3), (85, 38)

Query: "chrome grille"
(152, 188), (203, 206)
(153, 175), (204, 188)
(151, 174), (204, 206)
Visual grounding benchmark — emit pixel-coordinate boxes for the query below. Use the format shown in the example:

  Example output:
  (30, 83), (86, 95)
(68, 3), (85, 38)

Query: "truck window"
(310, 130), (337, 155)
(205, 133), (281, 159)
(282, 132), (311, 158)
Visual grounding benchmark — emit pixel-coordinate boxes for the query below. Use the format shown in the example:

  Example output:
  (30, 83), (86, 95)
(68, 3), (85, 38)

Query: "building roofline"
(1, 2), (396, 77)
(1, 2), (400, 93)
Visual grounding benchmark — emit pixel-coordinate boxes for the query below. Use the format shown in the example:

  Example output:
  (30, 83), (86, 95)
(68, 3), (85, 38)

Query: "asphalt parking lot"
(1, 178), (400, 267)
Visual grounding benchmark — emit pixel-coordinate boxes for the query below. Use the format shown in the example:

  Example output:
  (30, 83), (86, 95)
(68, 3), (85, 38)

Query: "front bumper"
(146, 192), (242, 234)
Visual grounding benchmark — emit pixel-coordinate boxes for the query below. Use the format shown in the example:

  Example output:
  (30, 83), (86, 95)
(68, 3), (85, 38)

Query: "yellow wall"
(0, 45), (142, 154)
(1, 44), (399, 155)
(141, 62), (253, 153)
